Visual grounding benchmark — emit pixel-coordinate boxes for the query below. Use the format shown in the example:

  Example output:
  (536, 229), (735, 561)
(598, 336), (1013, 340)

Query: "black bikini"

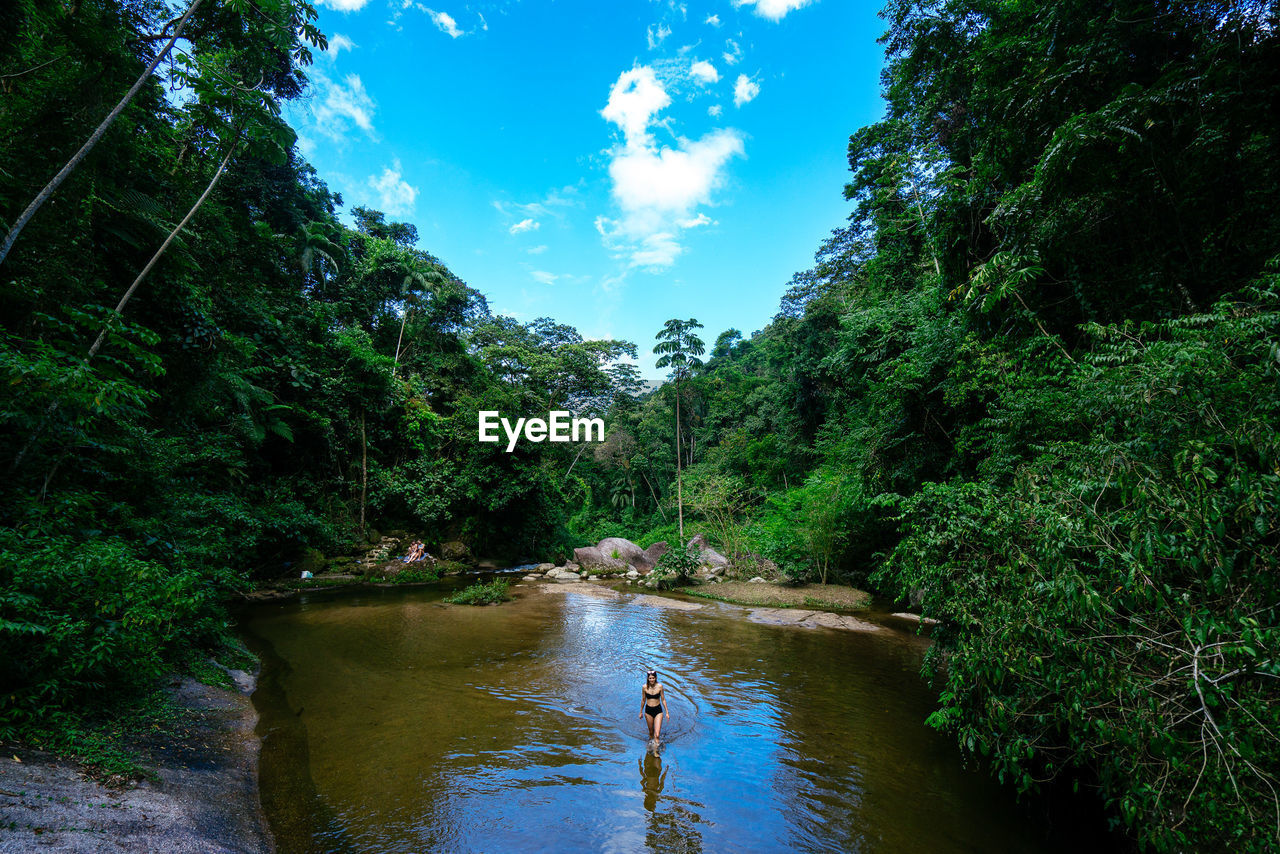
(644, 688), (662, 717)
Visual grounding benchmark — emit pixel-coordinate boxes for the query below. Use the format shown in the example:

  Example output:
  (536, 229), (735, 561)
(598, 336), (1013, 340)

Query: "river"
(238, 576), (1117, 853)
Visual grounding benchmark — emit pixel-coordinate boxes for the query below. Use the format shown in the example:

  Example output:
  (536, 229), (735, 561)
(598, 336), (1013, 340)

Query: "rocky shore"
(0, 672), (270, 854)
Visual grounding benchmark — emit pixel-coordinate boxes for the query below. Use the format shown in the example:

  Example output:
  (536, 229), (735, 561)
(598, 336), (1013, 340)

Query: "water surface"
(239, 580), (1113, 853)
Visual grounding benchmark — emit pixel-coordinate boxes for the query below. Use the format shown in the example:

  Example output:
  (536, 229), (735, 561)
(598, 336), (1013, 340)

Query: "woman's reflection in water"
(639, 751), (668, 811)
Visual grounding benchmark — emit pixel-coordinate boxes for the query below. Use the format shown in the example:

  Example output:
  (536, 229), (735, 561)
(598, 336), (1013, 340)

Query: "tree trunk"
(675, 383), (683, 542)
(359, 411), (368, 537)
(390, 307), (410, 378)
(12, 133), (235, 473)
(86, 135), (237, 362)
(0, 0), (205, 266)
(640, 470), (667, 522)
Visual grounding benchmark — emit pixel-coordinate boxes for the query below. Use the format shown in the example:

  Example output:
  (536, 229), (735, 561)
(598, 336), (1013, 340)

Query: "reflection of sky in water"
(243, 585), (1119, 854)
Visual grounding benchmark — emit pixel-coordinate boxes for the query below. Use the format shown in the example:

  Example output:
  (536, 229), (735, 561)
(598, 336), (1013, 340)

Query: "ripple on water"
(240, 583), (1120, 854)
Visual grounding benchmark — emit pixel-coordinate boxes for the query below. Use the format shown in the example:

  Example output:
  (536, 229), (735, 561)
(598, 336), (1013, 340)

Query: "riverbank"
(0, 672), (270, 853)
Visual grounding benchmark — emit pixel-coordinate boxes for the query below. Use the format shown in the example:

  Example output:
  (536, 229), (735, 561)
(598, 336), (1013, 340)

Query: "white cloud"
(368, 161), (418, 216)
(530, 270), (558, 285)
(689, 60), (719, 84)
(493, 186), (581, 232)
(526, 244), (548, 255)
(678, 213), (713, 228)
(601, 66), (671, 145)
(647, 23), (671, 49)
(315, 0), (372, 11)
(723, 39), (742, 65)
(326, 34), (357, 58)
(705, 13), (721, 26)
(606, 130), (742, 223)
(708, 104), (723, 117)
(599, 66), (742, 269)
(310, 71), (377, 140)
(425, 7), (463, 37)
(509, 218), (540, 235)
(733, 0), (814, 21)
(733, 74), (760, 107)
(478, 11), (488, 30)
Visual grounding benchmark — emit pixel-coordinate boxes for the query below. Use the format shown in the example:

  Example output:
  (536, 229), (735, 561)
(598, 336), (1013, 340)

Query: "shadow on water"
(236, 581), (1123, 854)
(241, 621), (359, 854)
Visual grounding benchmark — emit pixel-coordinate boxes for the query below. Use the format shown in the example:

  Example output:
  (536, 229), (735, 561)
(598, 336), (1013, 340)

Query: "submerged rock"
(890, 612), (940, 626)
(748, 607), (883, 633)
(632, 594), (703, 611)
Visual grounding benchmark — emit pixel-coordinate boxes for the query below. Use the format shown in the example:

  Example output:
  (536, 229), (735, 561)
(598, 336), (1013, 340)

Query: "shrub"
(444, 578), (510, 605)
(875, 295), (1280, 853)
(0, 530), (234, 731)
(648, 545), (701, 590)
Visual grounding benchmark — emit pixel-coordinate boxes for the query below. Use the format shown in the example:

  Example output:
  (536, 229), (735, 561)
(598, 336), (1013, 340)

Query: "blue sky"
(289, 0), (887, 378)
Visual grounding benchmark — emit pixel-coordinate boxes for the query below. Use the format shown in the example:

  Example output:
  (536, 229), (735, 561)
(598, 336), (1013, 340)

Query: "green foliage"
(0, 0), (639, 739)
(0, 530), (235, 726)
(387, 564), (443, 585)
(444, 578), (510, 605)
(648, 545), (700, 590)
(876, 292), (1280, 852)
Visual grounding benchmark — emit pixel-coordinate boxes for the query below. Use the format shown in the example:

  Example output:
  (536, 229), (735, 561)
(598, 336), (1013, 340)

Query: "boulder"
(686, 536), (730, 570)
(573, 546), (627, 573)
(748, 576), (766, 584)
(441, 540), (474, 564)
(536, 563), (556, 572)
(626, 569), (640, 579)
(593, 537), (669, 572)
(641, 541), (668, 571)
(596, 537), (646, 564)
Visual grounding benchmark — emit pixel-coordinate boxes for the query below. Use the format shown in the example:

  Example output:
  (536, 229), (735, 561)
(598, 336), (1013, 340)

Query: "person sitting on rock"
(402, 541), (424, 563)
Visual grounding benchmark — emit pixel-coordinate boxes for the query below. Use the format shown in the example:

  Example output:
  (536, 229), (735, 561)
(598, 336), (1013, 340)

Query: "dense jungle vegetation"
(1, 0), (1277, 850)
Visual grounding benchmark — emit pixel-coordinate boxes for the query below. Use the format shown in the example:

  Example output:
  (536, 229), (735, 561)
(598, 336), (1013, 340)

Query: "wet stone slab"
(747, 607), (884, 633)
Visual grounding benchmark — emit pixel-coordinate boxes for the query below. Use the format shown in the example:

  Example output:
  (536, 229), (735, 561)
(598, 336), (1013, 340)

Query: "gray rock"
(626, 569), (640, 579)
(441, 540), (474, 564)
(891, 611), (940, 626)
(573, 546), (627, 573)
(686, 536), (729, 569)
(596, 536), (646, 563)
(641, 541), (668, 571)
(536, 563), (556, 572)
(748, 576), (766, 584)
(748, 607), (883, 633)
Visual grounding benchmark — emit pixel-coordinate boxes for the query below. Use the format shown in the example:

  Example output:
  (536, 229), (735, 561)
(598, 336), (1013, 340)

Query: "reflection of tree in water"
(639, 751), (705, 853)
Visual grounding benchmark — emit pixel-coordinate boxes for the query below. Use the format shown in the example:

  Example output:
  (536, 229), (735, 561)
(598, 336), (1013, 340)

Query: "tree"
(0, 0), (207, 266)
(653, 318), (704, 541)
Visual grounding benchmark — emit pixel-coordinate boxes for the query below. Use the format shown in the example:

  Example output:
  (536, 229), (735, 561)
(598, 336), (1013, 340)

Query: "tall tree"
(654, 318), (703, 541)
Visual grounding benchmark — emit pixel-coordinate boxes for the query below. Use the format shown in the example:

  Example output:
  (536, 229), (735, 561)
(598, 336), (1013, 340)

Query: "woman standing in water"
(639, 670), (669, 742)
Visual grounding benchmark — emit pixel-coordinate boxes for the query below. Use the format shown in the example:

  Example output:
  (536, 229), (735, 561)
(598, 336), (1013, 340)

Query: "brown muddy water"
(237, 576), (1118, 853)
